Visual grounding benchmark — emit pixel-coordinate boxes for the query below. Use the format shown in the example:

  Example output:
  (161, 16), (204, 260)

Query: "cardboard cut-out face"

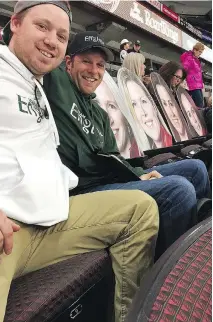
(150, 72), (191, 142)
(118, 68), (172, 151)
(176, 86), (207, 137)
(95, 72), (142, 158)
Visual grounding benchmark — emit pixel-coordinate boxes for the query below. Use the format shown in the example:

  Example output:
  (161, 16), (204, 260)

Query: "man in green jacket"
(44, 31), (210, 258)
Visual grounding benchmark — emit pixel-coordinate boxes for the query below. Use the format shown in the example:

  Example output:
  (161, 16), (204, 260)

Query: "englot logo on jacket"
(70, 102), (104, 139)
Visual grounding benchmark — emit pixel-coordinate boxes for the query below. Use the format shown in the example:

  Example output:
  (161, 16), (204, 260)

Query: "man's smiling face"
(66, 50), (106, 94)
(9, 4), (70, 78)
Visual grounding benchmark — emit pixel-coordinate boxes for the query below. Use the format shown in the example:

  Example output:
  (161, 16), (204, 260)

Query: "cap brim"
(71, 45), (114, 62)
(97, 46), (114, 62)
(2, 21), (11, 45)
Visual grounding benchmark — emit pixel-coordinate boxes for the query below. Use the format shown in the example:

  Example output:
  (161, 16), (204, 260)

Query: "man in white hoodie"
(0, 1), (159, 321)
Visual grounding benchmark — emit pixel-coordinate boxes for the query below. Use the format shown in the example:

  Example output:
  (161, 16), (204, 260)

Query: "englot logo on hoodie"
(17, 94), (46, 122)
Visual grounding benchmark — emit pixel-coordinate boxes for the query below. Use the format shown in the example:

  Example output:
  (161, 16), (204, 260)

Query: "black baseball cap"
(67, 31), (114, 62)
(135, 40), (141, 46)
(2, 0), (72, 45)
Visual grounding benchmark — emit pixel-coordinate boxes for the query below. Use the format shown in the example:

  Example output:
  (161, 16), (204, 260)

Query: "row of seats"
(5, 219), (211, 322)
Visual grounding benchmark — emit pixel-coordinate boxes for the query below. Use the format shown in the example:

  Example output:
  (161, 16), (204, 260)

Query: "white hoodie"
(0, 45), (78, 226)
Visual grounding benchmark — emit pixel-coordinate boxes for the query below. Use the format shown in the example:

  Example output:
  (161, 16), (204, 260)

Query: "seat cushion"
(149, 227), (212, 321)
(5, 250), (112, 322)
(126, 218), (212, 322)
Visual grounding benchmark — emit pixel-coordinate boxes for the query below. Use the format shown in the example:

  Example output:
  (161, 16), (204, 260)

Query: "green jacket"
(44, 67), (144, 194)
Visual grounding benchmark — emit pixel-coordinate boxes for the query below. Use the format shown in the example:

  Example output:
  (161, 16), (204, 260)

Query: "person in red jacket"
(180, 42), (205, 108)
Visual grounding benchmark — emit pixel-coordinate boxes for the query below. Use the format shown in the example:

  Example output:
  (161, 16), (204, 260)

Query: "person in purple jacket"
(180, 42), (205, 108)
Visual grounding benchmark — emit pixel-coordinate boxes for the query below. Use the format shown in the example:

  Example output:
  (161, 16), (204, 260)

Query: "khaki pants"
(0, 190), (159, 322)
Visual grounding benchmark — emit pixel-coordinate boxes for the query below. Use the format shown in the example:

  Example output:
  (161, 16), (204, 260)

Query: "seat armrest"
(143, 144), (184, 158)
(174, 136), (209, 147)
(126, 156), (148, 167)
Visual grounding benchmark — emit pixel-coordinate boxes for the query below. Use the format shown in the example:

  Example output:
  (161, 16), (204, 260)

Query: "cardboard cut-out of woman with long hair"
(157, 61), (207, 137)
(176, 86), (207, 137)
(95, 74), (142, 159)
(118, 68), (173, 150)
(150, 72), (191, 143)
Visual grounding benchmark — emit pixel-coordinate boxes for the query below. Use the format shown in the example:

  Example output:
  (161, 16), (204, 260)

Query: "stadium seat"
(4, 250), (114, 322)
(126, 217), (212, 322)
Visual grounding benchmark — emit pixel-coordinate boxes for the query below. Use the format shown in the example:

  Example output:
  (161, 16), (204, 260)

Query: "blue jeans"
(189, 89), (204, 108)
(83, 159), (210, 259)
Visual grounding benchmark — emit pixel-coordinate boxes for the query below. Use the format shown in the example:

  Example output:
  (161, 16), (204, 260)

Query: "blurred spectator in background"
(207, 95), (212, 108)
(128, 40), (141, 53)
(122, 52), (152, 86)
(180, 42), (205, 108)
(120, 38), (131, 63)
(180, 79), (189, 91)
(122, 52), (146, 79)
(158, 61), (187, 95)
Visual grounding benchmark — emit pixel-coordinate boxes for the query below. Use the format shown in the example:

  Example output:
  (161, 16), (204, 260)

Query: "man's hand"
(0, 210), (20, 256)
(140, 171), (163, 181)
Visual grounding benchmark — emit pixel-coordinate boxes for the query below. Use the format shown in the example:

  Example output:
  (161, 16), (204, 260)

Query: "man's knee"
(130, 190), (159, 233)
(169, 175), (196, 206)
(187, 159), (207, 173)
(104, 189), (158, 210)
(128, 189), (158, 209)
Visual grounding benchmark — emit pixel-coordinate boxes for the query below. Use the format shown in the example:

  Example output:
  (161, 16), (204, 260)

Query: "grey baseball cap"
(2, 1), (72, 45)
